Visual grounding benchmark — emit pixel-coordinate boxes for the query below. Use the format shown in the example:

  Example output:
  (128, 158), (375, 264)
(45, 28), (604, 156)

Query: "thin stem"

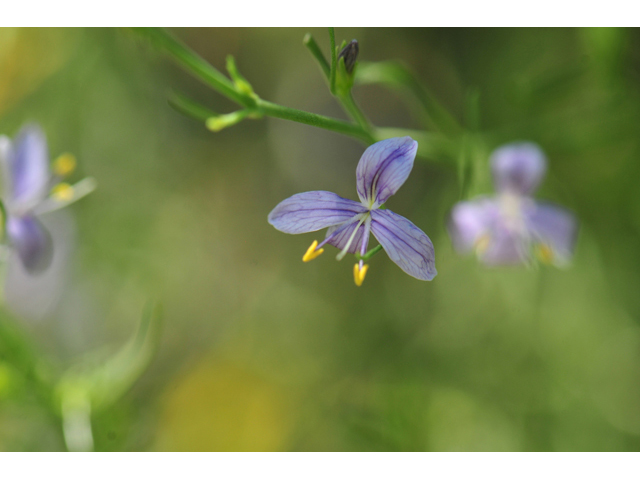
(355, 244), (383, 261)
(303, 33), (330, 79)
(257, 99), (374, 143)
(133, 28), (253, 108)
(168, 91), (217, 122)
(339, 92), (372, 133)
(303, 33), (370, 133)
(329, 28), (337, 95)
(135, 28), (374, 144)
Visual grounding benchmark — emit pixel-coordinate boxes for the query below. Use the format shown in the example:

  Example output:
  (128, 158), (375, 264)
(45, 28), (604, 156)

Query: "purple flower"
(448, 142), (577, 266)
(268, 137), (436, 285)
(0, 124), (95, 274)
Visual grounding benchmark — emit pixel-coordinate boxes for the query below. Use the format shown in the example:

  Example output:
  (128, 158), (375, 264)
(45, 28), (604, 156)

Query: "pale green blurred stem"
(356, 61), (462, 137)
(61, 391), (94, 452)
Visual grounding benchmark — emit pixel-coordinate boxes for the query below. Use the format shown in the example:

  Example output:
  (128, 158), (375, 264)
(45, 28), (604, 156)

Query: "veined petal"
(370, 209), (436, 281)
(448, 198), (499, 254)
(6, 215), (53, 274)
(525, 201), (577, 265)
(268, 191), (366, 234)
(324, 215), (370, 255)
(356, 137), (418, 208)
(2, 124), (50, 210)
(491, 142), (547, 196)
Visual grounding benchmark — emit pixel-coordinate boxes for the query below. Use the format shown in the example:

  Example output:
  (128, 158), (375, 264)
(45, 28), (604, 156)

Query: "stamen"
(336, 215), (367, 261)
(474, 234), (491, 255)
(302, 240), (324, 262)
(51, 183), (75, 201)
(353, 263), (369, 287)
(53, 153), (77, 177)
(535, 244), (554, 264)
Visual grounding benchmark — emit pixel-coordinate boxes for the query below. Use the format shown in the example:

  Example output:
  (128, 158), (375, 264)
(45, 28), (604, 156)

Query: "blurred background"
(1, 27), (640, 451)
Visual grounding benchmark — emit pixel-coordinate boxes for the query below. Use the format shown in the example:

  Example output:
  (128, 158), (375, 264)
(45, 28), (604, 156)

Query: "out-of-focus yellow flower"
(0, 28), (76, 114)
(155, 360), (293, 451)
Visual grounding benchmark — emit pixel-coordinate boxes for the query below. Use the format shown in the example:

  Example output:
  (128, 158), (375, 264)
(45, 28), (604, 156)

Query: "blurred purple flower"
(448, 142), (577, 266)
(268, 137), (437, 285)
(0, 124), (95, 274)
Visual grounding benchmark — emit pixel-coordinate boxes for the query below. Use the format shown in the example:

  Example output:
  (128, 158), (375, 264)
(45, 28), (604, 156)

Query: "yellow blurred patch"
(0, 28), (77, 115)
(474, 234), (491, 256)
(53, 153), (77, 177)
(51, 182), (75, 201)
(535, 243), (554, 264)
(155, 361), (292, 451)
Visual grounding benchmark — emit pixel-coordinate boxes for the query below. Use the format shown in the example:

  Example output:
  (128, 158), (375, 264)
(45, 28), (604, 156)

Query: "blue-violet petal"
(526, 201), (577, 265)
(268, 191), (366, 234)
(6, 215), (53, 274)
(356, 137), (417, 208)
(370, 209), (436, 281)
(491, 142), (546, 196)
(448, 198), (499, 254)
(3, 124), (50, 209)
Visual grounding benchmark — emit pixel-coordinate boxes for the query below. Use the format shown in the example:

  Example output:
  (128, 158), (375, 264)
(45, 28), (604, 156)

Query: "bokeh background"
(1, 27), (640, 451)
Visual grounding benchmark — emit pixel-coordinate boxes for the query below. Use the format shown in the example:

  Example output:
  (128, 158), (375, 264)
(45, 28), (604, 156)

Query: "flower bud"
(338, 39), (359, 74)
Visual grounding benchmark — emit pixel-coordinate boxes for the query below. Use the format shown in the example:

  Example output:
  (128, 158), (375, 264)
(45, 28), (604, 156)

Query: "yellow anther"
(474, 234), (491, 255)
(353, 263), (369, 287)
(53, 153), (77, 177)
(302, 240), (324, 262)
(535, 243), (554, 265)
(51, 182), (75, 202)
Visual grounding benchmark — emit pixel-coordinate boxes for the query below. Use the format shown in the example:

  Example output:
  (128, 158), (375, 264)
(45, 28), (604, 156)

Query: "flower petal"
(479, 228), (529, 266)
(447, 198), (499, 254)
(2, 124), (50, 210)
(370, 209), (436, 281)
(356, 137), (418, 208)
(324, 215), (369, 255)
(525, 201), (577, 265)
(4, 210), (75, 321)
(491, 142), (547, 195)
(268, 191), (366, 234)
(6, 215), (53, 274)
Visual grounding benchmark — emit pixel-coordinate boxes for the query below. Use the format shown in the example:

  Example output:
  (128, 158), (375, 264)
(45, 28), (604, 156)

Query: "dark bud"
(338, 40), (359, 74)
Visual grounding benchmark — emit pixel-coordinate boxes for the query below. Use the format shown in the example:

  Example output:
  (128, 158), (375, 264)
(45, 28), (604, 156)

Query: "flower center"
(498, 192), (528, 234)
(336, 213), (369, 261)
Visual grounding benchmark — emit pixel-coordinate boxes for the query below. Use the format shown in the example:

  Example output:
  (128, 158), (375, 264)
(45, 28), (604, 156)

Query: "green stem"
(132, 28), (253, 108)
(339, 92), (371, 133)
(329, 28), (337, 95)
(134, 28), (374, 144)
(168, 91), (217, 122)
(303, 34), (331, 78)
(303, 33), (371, 134)
(355, 245), (383, 261)
(257, 99), (374, 143)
